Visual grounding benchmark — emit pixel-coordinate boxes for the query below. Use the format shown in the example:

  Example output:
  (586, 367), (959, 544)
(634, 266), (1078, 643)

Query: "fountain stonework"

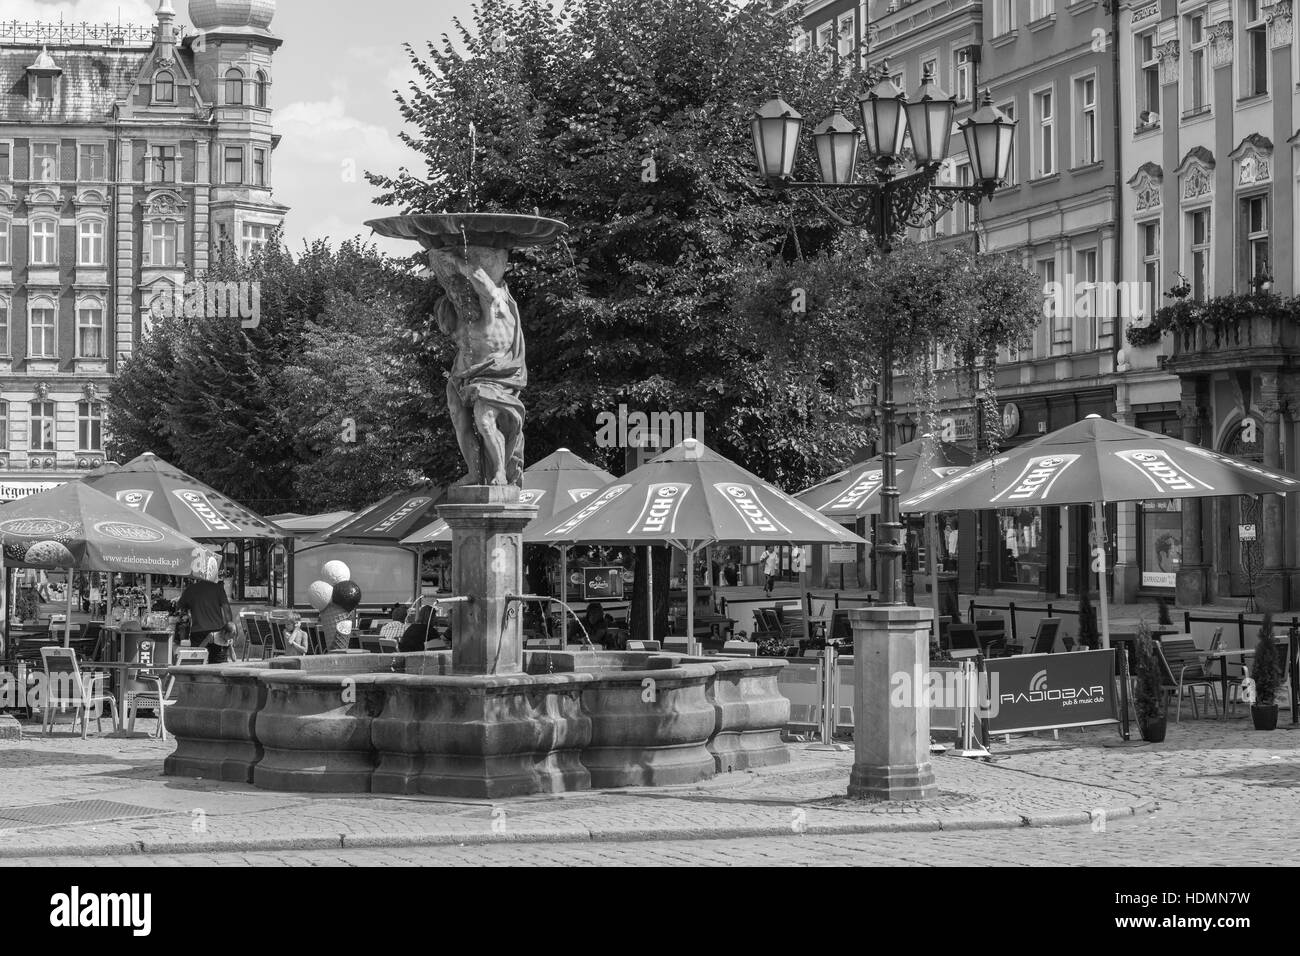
(163, 213), (790, 798)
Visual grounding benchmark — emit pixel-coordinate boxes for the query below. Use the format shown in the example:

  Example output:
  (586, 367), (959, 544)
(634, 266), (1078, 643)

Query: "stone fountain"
(162, 212), (790, 798)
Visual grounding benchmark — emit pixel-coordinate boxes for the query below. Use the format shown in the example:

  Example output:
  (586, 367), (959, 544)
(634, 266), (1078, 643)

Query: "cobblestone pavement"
(0, 714), (1295, 862)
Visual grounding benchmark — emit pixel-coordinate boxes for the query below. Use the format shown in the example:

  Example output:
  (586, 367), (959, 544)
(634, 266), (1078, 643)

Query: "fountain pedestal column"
(438, 486), (539, 675)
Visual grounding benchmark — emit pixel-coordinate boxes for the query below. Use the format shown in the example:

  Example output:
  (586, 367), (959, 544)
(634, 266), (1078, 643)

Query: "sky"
(12, 0), (482, 257)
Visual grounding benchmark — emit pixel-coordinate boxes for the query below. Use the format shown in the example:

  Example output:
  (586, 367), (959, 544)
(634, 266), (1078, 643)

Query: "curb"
(0, 800), (1155, 860)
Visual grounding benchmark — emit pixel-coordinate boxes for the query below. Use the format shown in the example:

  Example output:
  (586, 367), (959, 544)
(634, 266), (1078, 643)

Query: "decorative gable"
(1229, 133), (1273, 187)
(1175, 146), (1215, 200)
(1127, 162), (1164, 210)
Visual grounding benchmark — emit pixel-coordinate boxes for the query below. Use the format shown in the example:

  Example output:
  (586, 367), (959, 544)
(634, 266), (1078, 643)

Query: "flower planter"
(1251, 703), (1279, 731)
(1138, 715), (1167, 743)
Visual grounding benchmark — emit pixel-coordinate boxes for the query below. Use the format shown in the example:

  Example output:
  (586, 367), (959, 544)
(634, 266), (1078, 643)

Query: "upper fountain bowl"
(365, 213), (568, 252)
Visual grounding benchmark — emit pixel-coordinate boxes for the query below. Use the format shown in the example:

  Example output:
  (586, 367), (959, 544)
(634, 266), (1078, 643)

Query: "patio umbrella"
(84, 452), (281, 540)
(899, 414), (1300, 647)
(531, 439), (868, 644)
(311, 481), (445, 546)
(0, 483), (213, 646)
(796, 438), (973, 515)
(400, 449), (616, 641)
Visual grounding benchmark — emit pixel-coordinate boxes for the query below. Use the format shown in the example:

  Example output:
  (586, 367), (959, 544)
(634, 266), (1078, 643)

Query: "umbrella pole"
(560, 546), (568, 646)
(65, 573), (72, 648)
(686, 546), (695, 655)
(928, 515), (941, 621)
(645, 546), (653, 645)
(1093, 500), (1111, 650)
(146, 573), (152, 614)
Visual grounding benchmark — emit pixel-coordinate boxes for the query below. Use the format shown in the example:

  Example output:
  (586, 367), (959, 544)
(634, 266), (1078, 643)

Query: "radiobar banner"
(983, 649), (1118, 734)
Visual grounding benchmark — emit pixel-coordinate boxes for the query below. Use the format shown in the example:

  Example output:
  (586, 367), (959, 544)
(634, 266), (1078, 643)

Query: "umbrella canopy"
(0, 482), (211, 574)
(797, 439), (974, 516)
(83, 452), (281, 540)
(531, 438), (866, 644)
(400, 448), (616, 546)
(312, 481), (445, 546)
(900, 416), (1300, 512)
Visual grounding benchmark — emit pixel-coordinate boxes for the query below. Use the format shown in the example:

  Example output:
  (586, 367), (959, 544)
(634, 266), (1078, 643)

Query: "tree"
(106, 238), (447, 512)
(369, 0), (879, 488)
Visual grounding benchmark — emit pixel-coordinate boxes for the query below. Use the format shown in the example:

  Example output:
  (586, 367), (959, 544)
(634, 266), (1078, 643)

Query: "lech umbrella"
(401, 449), (616, 641)
(530, 439), (868, 644)
(899, 414), (1300, 647)
(0, 483), (213, 647)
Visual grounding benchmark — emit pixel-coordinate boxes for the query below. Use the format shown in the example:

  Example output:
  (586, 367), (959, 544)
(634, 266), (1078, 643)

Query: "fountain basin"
(163, 652), (790, 798)
(365, 213), (568, 251)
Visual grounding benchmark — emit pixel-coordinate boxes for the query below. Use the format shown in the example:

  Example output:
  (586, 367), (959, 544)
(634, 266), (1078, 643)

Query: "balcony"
(1162, 300), (1300, 375)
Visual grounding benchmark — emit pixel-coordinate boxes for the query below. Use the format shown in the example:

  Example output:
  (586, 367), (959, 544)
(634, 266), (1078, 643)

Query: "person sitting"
(284, 615), (309, 656)
(582, 602), (614, 648)
(400, 605), (434, 653)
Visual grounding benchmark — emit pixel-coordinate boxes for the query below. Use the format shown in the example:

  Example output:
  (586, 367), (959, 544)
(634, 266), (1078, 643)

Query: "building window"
(30, 400), (56, 451)
(0, 402), (7, 450)
(1075, 75), (1097, 166)
(0, 299), (8, 354)
(1138, 498), (1182, 588)
(954, 49), (972, 102)
(1042, 258), (1068, 346)
(993, 0), (1015, 35)
(30, 219), (57, 265)
(255, 70), (269, 108)
(152, 145), (178, 183)
(1137, 32), (1160, 125)
(29, 306), (57, 359)
(1033, 89), (1054, 177)
(77, 305), (105, 358)
(77, 401), (103, 451)
(955, 163), (973, 232)
(815, 21), (834, 49)
(0, 142), (10, 180)
(242, 222), (271, 258)
(35, 75), (54, 101)
(836, 13), (855, 59)
(78, 220), (105, 266)
(154, 70), (175, 103)
(1140, 221), (1161, 299)
(1189, 208), (1211, 300)
(225, 68), (244, 105)
(1076, 247), (1102, 341)
(33, 142), (58, 182)
(149, 220), (179, 267)
(1187, 15), (1209, 113)
(253, 148), (267, 187)
(1030, 0), (1054, 19)
(793, 31), (811, 54)
(1240, 194), (1269, 287)
(79, 143), (106, 180)
(224, 146), (244, 184)
(0, 218), (8, 264)
(1244, 0), (1269, 96)
(998, 99), (1017, 184)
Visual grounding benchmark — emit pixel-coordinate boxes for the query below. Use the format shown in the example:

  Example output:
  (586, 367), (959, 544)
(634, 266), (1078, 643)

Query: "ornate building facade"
(0, 0), (286, 497)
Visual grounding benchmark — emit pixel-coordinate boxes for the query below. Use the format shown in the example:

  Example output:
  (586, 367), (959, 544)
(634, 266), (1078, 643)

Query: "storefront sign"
(583, 566), (624, 601)
(1001, 402), (1021, 437)
(1142, 571), (1176, 588)
(1239, 524), (1257, 541)
(0, 480), (65, 502)
(940, 412), (976, 442)
(983, 649), (1119, 734)
(827, 543), (857, 565)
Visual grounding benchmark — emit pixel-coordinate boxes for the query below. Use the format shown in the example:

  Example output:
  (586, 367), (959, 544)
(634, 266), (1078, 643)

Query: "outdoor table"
(1206, 649), (1254, 720)
(806, 616), (831, 639)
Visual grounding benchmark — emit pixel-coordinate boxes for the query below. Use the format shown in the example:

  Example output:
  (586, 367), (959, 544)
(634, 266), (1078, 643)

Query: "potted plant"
(1077, 594), (1100, 650)
(1133, 623), (1167, 742)
(1251, 614), (1283, 731)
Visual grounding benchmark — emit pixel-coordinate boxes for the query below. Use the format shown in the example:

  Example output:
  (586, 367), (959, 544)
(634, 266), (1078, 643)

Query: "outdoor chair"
(358, 634), (384, 653)
(241, 615), (272, 661)
(1156, 639), (1219, 722)
(1007, 617), (1061, 656)
(129, 648), (209, 740)
(379, 621), (404, 640)
(38, 647), (118, 738)
(720, 640), (758, 657)
(378, 637), (399, 653)
(975, 617), (1008, 657)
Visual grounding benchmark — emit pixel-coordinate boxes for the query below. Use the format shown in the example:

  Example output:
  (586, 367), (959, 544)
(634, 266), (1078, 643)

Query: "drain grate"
(0, 800), (166, 827)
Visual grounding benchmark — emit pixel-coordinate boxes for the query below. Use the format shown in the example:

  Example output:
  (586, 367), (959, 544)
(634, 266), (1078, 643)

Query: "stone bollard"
(846, 605), (936, 801)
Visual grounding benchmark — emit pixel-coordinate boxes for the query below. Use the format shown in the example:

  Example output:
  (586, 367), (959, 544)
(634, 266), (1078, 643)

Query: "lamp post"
(750, 66), (1016, 606)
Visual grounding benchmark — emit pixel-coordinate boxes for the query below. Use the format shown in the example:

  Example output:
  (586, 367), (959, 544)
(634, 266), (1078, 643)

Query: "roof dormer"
(26, 46), (63, 105)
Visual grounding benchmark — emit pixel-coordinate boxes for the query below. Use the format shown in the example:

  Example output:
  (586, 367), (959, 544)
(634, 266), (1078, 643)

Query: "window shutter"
(142, 226), (152, 266)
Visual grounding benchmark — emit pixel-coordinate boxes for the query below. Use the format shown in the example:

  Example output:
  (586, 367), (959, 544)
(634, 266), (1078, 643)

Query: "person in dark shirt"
(177, 575), (234, 664)
(399, 605), (435, 653)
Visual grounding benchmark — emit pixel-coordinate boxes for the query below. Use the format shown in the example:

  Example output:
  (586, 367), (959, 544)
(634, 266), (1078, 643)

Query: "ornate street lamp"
(748, 69), (1016, 606)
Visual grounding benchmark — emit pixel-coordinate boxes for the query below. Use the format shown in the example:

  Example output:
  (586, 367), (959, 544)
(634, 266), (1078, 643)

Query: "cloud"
(6, 0), (156, 23)
(271, 98), (421, 256)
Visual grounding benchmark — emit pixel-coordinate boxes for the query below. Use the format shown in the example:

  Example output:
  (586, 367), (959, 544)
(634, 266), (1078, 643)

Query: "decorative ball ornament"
(332, 580), (362, 613)
(321, 560), (351, 585)
(308, 580), (334, 611)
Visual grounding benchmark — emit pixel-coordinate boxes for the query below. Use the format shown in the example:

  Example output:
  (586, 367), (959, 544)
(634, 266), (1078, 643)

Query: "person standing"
(177, 570), (235, 664)
(761, 546), (779, 595)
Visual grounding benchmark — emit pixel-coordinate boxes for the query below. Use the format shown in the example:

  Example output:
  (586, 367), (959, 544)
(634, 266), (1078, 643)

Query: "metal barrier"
(776, 657), (823, 734)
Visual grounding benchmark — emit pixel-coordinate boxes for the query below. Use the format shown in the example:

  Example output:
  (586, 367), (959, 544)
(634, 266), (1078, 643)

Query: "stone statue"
(426, 246), (526, 486)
